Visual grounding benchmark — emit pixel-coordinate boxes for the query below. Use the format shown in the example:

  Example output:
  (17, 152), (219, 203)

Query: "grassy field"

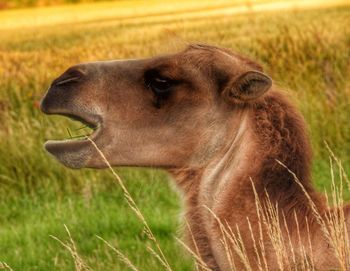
(0, 0), (109, 10)
(0, 0), (350, 270)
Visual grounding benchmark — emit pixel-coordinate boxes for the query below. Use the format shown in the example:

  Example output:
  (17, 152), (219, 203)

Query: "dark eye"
(148, 76), (173, 94)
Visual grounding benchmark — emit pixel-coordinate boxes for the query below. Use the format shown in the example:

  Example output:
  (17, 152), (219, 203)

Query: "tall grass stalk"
(87, 138), (173, 271)
(96, 236), (139, 271)
(0, 262), (14, 271)
(277, 158), (350, 270)
(50, 225), (91, 271)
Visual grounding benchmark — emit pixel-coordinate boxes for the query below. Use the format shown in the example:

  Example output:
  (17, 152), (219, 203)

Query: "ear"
(223, 71), (272, 103)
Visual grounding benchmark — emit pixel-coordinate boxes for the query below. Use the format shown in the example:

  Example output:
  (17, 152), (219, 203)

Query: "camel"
(40, 44), (349, 270)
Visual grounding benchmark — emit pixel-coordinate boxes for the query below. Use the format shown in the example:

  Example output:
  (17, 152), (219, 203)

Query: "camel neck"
(171, 91), (323, 221)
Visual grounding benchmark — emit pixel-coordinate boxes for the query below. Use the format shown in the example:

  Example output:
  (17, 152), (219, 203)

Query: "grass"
(0, 0), (110, 10)
(0, 0), (349, 270)
(0, 187), (191, 270)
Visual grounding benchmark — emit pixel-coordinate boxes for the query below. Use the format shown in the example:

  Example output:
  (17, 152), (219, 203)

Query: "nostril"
(54, 76), (80, 86)
(52, 67), (86, 87)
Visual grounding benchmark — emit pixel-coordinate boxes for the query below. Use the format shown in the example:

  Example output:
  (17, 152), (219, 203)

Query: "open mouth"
(45, 113), (101, 144)
(43, 111), (102, 168)
(61, 113), (98, 140)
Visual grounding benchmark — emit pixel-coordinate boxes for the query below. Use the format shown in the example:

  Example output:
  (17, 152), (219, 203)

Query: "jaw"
(45, 139), (94, 169)
(44, 130), (102, 169)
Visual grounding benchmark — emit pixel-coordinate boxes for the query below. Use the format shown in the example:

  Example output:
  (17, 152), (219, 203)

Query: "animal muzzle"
(40, 64), (105, 169)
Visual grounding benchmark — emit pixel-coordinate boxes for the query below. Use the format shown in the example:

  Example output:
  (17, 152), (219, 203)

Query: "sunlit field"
(0, 0), (350, 270)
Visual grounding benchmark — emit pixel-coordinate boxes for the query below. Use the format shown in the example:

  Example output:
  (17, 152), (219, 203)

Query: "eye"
(148, 76), (173, 94)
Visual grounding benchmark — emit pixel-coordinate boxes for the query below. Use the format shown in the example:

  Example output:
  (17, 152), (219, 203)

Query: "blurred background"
(0, 0), (349, 270)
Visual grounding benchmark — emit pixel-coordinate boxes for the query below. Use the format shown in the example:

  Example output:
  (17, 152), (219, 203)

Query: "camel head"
(40, 44), (272, 169)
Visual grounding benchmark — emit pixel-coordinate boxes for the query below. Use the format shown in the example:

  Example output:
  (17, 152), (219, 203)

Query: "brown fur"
(41, 44), (347, 270)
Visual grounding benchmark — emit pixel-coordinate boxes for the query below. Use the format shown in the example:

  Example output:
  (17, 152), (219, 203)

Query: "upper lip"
(57, 112), (100, 131)
(40, 96), (102, 134)
(43, 110), (102, 141)
(40, 89), (102, 141)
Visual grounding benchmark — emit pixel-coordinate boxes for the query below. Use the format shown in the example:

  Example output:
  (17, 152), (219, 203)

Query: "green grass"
(0, 171), (193, 270)
(0, 1), (349, 270)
